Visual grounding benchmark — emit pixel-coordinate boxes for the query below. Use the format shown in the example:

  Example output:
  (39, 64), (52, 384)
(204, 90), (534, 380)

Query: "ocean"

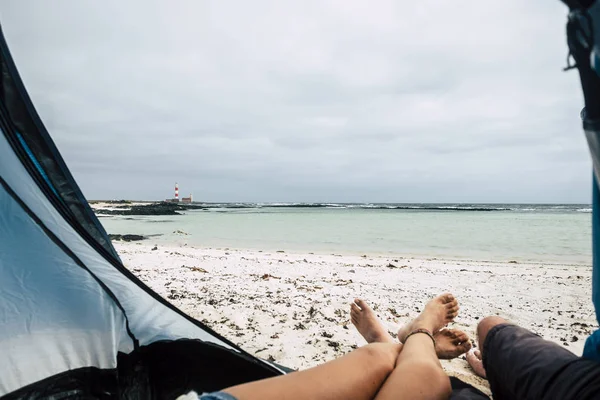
(99, 203), (592, 265)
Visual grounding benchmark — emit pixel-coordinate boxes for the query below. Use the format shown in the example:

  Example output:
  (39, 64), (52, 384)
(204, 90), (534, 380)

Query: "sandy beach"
(114, 241), (597, 395)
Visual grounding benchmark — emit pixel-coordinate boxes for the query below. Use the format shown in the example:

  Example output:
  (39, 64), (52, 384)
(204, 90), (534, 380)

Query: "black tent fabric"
(0, 24), (282, 398)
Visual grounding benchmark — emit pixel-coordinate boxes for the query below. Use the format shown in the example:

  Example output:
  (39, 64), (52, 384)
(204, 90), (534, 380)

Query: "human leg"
(468, 316), (600, 399)
(223, 342), (401, 400)
(373, 294), (458, 400)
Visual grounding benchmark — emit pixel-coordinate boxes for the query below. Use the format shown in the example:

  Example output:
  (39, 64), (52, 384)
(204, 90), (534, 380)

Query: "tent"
(0, 24), (284, 398)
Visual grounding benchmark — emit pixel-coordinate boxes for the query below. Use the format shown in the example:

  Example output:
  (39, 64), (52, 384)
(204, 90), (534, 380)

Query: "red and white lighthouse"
(175, 182), (179, 202)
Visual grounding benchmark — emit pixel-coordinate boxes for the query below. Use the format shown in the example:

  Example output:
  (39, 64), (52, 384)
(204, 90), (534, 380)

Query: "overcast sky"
(0, 1), (591, 203)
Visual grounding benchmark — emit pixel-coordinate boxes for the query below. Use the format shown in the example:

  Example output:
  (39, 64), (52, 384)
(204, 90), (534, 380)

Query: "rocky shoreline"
(91, 201), (207, 216)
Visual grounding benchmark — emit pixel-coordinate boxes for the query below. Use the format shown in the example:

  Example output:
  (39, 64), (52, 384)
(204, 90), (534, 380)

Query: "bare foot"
(397, 293), (459, 342)
(466, 349), (487, 378)
(351, 299), (471, 360)
(435, 329), (472, 359)
(350, 299), (394, 344)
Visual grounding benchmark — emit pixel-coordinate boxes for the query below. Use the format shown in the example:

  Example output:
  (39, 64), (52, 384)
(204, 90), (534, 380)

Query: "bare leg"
(351, 298), (470, 359)
(350, 299), (395, 344)
(224, 343), (401, 400)
(223, 295), (458, 400)
(374, 294), (457, 400)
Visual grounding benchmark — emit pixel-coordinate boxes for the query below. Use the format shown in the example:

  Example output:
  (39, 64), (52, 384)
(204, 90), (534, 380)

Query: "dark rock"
(571, 336), (579, 342)
(387, 263), (397, 269)
(109, 234), (146, 242)
(151, 246), (158, 251)
(188, 266), (208, 273)
(95, 201), (208, 216)
(388, 308), (402, 318)
(321, 331), (334, 338)
(508, 260), (518, 264)
(294, 323), (307, 330)
(327, 340), (340, 350)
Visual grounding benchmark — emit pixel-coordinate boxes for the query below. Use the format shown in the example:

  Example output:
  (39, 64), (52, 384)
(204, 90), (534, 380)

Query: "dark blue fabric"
(198, 392), (238, 400)
(482, 324), (600, 399)
(584, 175), (600, 362)
(584, 40), (600, 362)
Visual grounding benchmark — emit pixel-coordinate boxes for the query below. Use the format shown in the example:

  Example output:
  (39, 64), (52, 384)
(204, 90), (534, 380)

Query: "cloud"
(0, 0), (590, 202)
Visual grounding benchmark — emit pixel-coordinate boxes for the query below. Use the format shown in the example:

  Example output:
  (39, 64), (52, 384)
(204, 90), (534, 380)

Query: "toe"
(447, 305), (459, 316)
(445, 329), (458, 338)
(351, 303), (361, 313)
(438, 293), (455, 304)
(466, 350), (478, 365)
(354, 298), (369, 310)
(460, 341), (472, 353)
(454, 331), (469, 344)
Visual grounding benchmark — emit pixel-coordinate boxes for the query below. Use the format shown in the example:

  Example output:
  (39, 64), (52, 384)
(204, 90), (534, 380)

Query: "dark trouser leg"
(448, 377), (489, 400)
(478, 317), (600, 400)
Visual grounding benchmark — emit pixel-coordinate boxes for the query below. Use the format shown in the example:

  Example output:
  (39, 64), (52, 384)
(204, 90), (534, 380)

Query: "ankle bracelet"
(404, 328), (436, 346)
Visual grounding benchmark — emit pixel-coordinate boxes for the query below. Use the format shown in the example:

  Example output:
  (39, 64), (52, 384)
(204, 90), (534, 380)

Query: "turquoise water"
(99, 205), (592, 264)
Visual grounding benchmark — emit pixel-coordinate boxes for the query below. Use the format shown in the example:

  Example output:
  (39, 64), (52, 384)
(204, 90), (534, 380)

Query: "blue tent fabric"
(584, 176), (600, 362)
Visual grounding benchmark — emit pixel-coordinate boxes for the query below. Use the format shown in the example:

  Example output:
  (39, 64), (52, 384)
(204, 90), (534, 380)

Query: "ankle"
(411, 318), (437, 334)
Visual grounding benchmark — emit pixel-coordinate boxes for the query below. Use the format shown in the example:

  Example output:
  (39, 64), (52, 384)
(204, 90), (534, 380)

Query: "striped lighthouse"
(175, 182), (179, 202)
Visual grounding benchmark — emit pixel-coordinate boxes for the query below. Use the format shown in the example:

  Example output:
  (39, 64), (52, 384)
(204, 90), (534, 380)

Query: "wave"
(198, 203), (591, 213)
(202, 203), (510, 211)
(375, 206), (510, 211)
